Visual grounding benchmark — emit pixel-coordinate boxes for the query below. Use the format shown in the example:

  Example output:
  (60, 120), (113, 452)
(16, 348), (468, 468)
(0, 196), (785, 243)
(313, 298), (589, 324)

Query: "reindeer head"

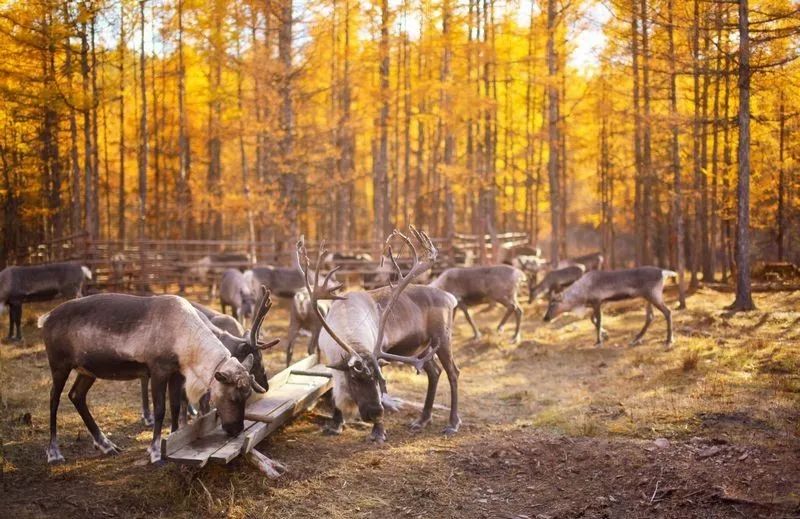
(297, 228), (440, 427)
(211, 355), (259, 436)
(543, 292), (567, 322)
(239, 289), (256, 323)
(226, 286), (279, 389)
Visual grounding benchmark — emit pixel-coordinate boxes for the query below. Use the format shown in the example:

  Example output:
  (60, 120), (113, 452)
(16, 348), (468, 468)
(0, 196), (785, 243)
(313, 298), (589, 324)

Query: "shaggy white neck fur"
(174, 302), (232, 404)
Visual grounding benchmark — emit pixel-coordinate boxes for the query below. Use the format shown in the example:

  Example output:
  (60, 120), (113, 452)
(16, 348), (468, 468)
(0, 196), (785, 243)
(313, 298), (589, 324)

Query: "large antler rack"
(372, 226), (440, 373)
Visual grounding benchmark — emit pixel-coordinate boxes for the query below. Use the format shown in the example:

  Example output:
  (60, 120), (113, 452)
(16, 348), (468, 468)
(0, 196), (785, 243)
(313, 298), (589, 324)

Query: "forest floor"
(1, 286), (799, 518)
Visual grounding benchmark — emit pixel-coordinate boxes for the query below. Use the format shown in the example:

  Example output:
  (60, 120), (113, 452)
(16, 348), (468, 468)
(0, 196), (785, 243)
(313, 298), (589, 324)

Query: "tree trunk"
(138, 0), (148, 241)
(118, 0), (126, 242)
(546, 0), (561, 265)
(731, 0), (755, 311)
(667, 0), (687, 308)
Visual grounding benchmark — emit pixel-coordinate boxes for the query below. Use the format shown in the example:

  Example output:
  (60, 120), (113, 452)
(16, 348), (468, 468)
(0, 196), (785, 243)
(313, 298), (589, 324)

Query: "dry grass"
(1, 287), (799, 517)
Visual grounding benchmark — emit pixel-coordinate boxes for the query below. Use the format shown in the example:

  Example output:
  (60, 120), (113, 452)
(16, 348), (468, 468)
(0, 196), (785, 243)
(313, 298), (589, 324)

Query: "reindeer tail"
(81, 266), (93, 280)
(662, 270), (678, 280)
(37, 312), (50, 328)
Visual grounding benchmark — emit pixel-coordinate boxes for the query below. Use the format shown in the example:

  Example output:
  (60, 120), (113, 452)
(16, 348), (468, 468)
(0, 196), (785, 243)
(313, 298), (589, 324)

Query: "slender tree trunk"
(732, 0), (755, 310)
(630, 0), (643, 265)
(279, 0), (296, 239)
(546, 0), (561, 265)
(118, 0), (126, 242)
(80, 20), (95, 239)
(667, 0), (686, 308)
(640, 0), (652, 264)
(777, 91), (786, 261)
(138, 0), (148, 241)
(177, 0), (191, 240)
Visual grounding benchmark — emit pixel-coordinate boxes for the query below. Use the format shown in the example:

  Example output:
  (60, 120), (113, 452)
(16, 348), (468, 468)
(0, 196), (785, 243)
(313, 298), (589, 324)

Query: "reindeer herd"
(0, 227), (677, 468)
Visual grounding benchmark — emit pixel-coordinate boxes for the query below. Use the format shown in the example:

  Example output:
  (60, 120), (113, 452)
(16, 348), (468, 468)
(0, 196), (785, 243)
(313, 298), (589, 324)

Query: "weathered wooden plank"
(268, 355), (320, 389)
(242, 376), (331, 454)
(161, 410), (218, 457)
(164, 355), (332, 467)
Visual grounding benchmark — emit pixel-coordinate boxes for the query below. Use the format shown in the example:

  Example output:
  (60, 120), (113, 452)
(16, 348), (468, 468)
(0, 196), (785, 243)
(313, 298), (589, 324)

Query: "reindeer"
(429, 265), (525, 343)
(190, 300), (245, 336)
(298, 227), (461, 443)
(220, 268), (256, 326)
(558, 251), (604, 271)
(543, 267), (677, 347)
(188, 252), (250, 297)
(285, 287), (331, 367)
(0, 262), (92, 341)
(138, 288), (279, 426)
(39, 292), (269, 464)
(250, 251), (338, 299)
(528, 264), (586, 304)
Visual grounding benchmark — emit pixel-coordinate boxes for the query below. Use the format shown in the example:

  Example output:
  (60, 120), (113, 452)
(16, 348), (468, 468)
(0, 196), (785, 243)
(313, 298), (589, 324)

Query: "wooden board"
(163, 354), (332, 467)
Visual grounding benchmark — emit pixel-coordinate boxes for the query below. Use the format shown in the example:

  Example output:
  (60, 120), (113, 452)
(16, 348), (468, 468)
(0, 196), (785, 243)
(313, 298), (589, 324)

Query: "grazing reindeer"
(39, 293), (268, 464)
(543, 267), (677, 347)
(285, 287), (331, 367)
(429, 265), (525, 343)
(250, 251), (338, 299)
(190, 300), (245, 336)
(558, 251), (604, 272)
(298, 228), (461, 442)
(528, 264), (586, 304)
(0, 262), (92, 341)
(138, 288), (279, 426)
(220, 268), (256, 325)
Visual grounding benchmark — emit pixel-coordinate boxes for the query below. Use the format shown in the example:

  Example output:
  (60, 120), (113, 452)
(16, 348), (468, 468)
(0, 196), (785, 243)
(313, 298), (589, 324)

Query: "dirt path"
(1, 289), (798, 517)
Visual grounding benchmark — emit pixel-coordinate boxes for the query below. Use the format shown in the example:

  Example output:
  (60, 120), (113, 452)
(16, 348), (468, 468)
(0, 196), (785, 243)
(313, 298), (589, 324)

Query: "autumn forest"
(1, 0), (799, 297)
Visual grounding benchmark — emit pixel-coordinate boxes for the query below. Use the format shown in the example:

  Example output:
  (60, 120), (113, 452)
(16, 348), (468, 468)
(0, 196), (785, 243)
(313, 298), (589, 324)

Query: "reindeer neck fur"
(172, 298), (232, 404)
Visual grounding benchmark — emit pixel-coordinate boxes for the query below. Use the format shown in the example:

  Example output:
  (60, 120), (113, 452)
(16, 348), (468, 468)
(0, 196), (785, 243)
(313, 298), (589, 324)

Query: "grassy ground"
(1, 287), (798, 518)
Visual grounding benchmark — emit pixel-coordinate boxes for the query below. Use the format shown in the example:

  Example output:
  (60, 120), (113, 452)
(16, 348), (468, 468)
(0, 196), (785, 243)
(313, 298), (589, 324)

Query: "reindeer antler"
(372, 226), (438, 371)
(296, 236), (356, 357)
(250, 285), (280, 351)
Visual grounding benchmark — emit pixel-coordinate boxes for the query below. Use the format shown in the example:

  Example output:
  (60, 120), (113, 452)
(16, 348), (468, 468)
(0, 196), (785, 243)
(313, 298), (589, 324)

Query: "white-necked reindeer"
(298, 227), (461, 443)
(39, 293), (269, 464)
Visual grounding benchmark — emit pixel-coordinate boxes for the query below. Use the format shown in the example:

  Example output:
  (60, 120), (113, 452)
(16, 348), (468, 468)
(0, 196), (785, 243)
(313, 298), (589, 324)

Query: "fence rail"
(11, 232), (529, 297)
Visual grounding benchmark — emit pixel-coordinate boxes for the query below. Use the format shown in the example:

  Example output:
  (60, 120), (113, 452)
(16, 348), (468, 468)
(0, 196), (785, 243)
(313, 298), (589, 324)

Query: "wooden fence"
(11, 231), (529, 298)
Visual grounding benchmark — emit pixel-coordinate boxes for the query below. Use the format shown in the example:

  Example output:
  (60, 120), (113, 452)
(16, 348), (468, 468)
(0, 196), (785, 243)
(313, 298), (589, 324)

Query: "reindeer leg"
(592, 303), (604, 346)
(458, 302), (481, 340)
(5, 303), (13, 341)
(652, 298), (673, 346)
(437, 342), (461, 436)
(496, 305), (514, 332)
(148, 375), (168, 463)
(140, 375), (154, 426)
(68, 374), (122, 456)
(410, 360), (441, 432)
(46, 367), (70, 463)
(13, 302), (22, 340)
(630, 303), (654, 346)
(512, 301), (523, 344)
(308, 327), (321, 356)
(285, 321), (298, 367)
(168, 374), (183, 432)
(323, 407), (345, 435)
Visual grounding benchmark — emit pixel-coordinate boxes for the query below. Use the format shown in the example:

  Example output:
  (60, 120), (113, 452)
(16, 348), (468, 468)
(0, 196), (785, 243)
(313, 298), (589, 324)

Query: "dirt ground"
(1, 287), (799, 518)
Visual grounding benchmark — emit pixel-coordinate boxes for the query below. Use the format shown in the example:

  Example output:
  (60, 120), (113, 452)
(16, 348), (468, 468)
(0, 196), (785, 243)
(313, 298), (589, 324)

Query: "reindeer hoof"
(93, 436), (122, 455)
(409, 417), (432, 432)
(594, 341), (604, 348)
(442, 424), (460, 437)
(322, 423), (343, 436)
(629, 338), (643, 347)
(147, 445), (162, 464)
(46, 447), (65, 464)
(142, 415), (154, 427)
(368, 425), (386, 444)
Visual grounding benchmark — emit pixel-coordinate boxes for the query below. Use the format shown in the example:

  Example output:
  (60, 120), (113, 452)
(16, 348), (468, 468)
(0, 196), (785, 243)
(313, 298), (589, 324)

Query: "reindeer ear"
(241, 353), (254, 371)
(215, 371), (233, 384)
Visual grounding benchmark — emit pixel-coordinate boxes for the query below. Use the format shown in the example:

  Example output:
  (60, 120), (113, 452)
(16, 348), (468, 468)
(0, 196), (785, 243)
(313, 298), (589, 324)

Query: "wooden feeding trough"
(162, 354), (332, 475)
